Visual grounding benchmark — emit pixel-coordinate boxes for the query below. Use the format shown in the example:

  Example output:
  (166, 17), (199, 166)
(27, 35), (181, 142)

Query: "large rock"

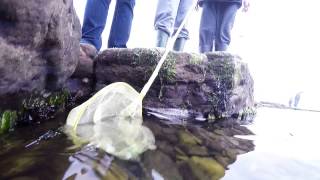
(0, 0), (81, 108)
(95, 48), (254, 120)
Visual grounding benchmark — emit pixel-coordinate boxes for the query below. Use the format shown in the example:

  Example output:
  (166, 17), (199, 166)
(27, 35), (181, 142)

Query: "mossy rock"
(96, 49), (255, 122)
(133, 49), (177, 83)
(188, 53), (206, 65)
(22, 90), (69, 110)
(0, 90), (70, 135)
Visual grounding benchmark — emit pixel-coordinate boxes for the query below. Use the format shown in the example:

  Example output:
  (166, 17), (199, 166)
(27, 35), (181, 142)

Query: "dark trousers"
(81, 0), (135, 51)
(199, 2), (240, 53)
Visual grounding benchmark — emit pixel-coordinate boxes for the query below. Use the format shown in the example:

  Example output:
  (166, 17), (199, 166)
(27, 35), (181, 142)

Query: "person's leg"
(173, 0), (193, 38)
(156, 30), (169, 47)
(108, 0), (136, 48)
(81, 0), (111, 51)
(199, 2), (217, 53)
(173, 0), (193, 51)
(215, 3), (240, 51)
(154, 0), (180, 47)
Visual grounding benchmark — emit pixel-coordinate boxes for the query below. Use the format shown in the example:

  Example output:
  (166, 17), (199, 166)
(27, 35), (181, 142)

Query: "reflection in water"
(63, 146), (113, 180)
(0, 114), (254, 180)
(63, 118), (254, 180)
(145, 107), (207, 124)
(2, 107), (319, 179)
(60, 116), (254, 179)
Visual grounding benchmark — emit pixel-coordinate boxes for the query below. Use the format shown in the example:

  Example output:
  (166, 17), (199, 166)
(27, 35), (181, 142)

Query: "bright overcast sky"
(74, 0), (320, 107)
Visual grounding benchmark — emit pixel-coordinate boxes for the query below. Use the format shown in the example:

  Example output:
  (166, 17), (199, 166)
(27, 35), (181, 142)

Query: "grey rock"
(0, 0), (81, 108)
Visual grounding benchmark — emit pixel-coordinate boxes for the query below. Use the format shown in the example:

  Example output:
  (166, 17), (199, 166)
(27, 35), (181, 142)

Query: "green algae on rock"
(0, 111), (17, 134)
(0, 90), (70, 135)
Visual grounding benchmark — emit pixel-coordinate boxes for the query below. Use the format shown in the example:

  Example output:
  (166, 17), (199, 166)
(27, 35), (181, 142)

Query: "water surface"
(1, 107), (319, 179)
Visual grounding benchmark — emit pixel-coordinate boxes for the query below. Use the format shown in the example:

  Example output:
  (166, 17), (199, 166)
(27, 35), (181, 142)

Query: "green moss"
(23, 90), (69, 109)
(1, 90), (71, 133)
(0, 90), (69, 135)
(131, 49), (177, 82)
(188, 156), (225, 180)
(206, 58), (237, 119)
(189, 53), (205, 65)
(159, 52), (176, 82)
(208, 58), (235, 90)
(132, 48), (160, 66)
(132, 50), (177, 100)
(0, 110), (17, 134)
(48, 90), (69, 107)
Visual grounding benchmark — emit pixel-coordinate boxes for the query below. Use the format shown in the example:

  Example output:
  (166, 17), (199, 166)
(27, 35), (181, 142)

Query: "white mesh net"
(65, 82), (156, 160)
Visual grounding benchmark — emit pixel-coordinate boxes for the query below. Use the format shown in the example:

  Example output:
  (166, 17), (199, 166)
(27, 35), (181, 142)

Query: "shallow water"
(224, 107), (320, 180)
(1, 107), (319, 179)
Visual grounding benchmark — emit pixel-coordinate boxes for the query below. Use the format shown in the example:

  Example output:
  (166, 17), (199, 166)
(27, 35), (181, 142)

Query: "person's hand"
(242, 0), (250, 12)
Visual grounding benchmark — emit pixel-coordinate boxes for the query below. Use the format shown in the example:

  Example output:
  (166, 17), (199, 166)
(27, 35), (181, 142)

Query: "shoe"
(156, 30), (169, 48)
(73, 43), (97, 78)
(80, 43), (98, 59)
(173, 38), (187, 52)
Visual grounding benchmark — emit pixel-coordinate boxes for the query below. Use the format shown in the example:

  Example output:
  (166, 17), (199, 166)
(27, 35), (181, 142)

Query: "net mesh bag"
(65, 82), (156, 160)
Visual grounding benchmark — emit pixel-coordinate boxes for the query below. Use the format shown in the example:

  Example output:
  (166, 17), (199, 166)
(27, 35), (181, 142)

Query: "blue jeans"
(81, 0), (135, 51)
(154, 0), (193, 39)
(199, 2), (240, 53)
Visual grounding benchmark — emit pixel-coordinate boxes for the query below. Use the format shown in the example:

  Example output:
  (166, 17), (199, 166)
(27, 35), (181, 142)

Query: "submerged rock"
(95, 48), (254, 121)
(186, 156), (225, 180)
(0, 0), (81, 109)
(142, 151), (183, 180)
(143, 117), (254, 170)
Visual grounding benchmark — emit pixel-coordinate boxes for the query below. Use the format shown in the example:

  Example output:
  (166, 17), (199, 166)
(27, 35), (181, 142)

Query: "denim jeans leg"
(108, 0), (136, 48)
(81, 0), (111, 51)
(173, 0), (193, 39)
(215, 3), (239, 51)
(199, 2), (217, 53)
(154, 0), (180, 36)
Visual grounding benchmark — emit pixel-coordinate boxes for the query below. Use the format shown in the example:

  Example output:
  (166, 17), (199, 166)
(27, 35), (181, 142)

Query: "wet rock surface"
(1, 47), (255, 134)
(64, 44), (97, 105)
(0, 44), (255, 179)
(0, 90), (71, 135)
(94, 48), (254, 121)
(0, 0), (81, 109)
